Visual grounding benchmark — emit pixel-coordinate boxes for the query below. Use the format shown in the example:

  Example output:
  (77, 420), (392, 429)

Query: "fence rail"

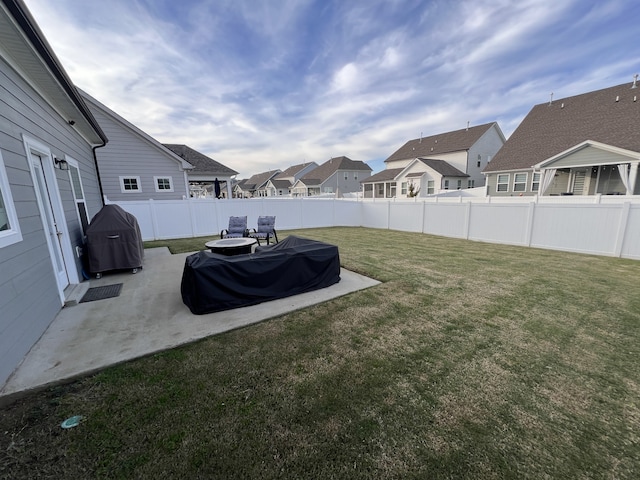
(108, 196), (640, 260)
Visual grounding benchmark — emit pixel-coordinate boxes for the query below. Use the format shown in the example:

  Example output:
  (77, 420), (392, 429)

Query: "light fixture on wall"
(54, 157), (69, 170)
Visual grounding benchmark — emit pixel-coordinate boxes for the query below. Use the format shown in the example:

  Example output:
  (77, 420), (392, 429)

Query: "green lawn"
(2, 227), (639, 479)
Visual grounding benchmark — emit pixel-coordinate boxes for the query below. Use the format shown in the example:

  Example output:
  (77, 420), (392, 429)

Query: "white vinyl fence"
(108, 196), (640, 260)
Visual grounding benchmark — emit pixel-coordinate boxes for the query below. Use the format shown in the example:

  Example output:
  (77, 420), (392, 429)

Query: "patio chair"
(220, 216), (248, 239)
(248, 216), (278, 245)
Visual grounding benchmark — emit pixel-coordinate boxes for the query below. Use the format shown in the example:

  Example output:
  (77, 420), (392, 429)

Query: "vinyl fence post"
(332, 197), (336, 227)
(463, 201), (471, 239)
(149, 198), (160, 240)
(187, 198), (197, 238)
(213, 197), (220, 236)
(613, 202), (631, 257)
(300, 197), (304, 229)
(525, 201), (536, 247)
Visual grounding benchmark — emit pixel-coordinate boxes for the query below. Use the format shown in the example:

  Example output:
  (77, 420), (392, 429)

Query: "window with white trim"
(120, 176), (141, 193)
(67, 158), (89, 234)
(154, 176), (174, 192)
(497, 174), (509, 192)
(0, 149), (23, 247)
(513, 173), (527, 192)
(457, 179), (462, 189)
(427, 180), (435, 194)
(344, 172), (348, 180)
(531, 172), (540, 192)
(444, 179), (449, 190)
(401, 182), (407, 195)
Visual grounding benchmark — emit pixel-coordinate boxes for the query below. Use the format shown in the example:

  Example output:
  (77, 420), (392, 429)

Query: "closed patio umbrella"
(214, 178), (221, 198)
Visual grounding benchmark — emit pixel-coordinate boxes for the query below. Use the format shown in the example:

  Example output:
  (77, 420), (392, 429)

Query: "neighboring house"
(232, 178), (251, 198)
(362, 168), (404, 198)
(364, 122), (505, 198)
(483, 81), (640, 196)
(163, 144), (238, 199)
(80, 91), (194, 201)
(263, 178), (292, 197)
(406, 158), (469, 194)
(291, 156), (372, 197)
(234, 170), (281, 198)
(0, 0), (108, 386)
(264, 162), (318, 196)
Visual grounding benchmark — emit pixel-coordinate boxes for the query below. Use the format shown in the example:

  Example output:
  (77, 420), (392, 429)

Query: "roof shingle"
(245, 170), (281, 190)
(362, 168), (404, 183)
(163, 144), (238, 176)
(275, 162), (317, 178)
(418, 158), (468, 177)
(300, 156), (371, 183)
(484, 82), (640, 173)
(385, 122), (498, 163)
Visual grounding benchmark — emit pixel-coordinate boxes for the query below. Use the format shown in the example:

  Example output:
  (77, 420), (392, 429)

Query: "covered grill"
(86, 204), (144, 278)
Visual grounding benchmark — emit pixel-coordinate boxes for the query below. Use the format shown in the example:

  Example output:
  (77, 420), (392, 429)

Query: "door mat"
(80, 283), (123, 303)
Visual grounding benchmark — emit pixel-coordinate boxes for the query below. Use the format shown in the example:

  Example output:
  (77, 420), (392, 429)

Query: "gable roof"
(535, 140), (640, 169)
(385, 122), (499, 163)
(1, 0), (106, 144)
(300, 156), (372, 184)
(268, 179), (292, 189)
(362, 168), (404, 183)
(418, 158), (469, 177)
(163, 144), (237, 176)
(234, 179), (251, 191)
(484, 81), (640, 173)
(275, 162), (317, 179)
(245, 169), (281, 190)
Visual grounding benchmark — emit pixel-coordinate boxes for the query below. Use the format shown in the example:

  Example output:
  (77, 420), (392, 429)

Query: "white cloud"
(331, 63), (359, 92)
(22, 0), (640, 177)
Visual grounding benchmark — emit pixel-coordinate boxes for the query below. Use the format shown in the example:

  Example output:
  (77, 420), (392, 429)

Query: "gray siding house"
(264, 162), (318, 196)
(233, 170), (281, 198)
(292, 157), (372, 197)
(0, 0), (108, 387)
(81, 91), (194, 202)
(363, 122), (505, 198)
(483, 81), (640, 196)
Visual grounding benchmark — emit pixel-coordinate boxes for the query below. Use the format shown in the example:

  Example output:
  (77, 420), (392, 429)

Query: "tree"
(407, 182), (420, 197)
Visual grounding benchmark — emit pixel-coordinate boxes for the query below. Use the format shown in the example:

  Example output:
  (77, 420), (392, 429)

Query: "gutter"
(3, 0), (107, 144)
(3, 0), (109, 205)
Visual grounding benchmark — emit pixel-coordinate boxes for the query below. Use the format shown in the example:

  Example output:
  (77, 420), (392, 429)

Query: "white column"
(628, 162), (639, 195)
(226, 177), (234, 199)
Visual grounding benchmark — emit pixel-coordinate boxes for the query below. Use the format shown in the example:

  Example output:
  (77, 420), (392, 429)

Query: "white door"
(30, 153), (69, 298)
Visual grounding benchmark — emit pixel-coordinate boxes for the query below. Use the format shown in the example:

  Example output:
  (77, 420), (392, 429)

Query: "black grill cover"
(181, 235), (340, 314)
(86, 205), (144, 274)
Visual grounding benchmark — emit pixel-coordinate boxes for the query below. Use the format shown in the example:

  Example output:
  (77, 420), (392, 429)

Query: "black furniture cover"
(86, 204), (144, 275)
(181, 235), (340, 314)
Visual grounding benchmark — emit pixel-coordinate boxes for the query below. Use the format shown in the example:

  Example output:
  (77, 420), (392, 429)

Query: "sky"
(23, 0), (640, 178)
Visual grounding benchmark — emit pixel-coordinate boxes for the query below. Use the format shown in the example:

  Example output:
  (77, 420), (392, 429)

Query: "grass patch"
(2, 227), (639, 479)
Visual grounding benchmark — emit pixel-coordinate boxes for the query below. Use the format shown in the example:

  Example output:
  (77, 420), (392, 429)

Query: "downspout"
(92, 141), (107, 207)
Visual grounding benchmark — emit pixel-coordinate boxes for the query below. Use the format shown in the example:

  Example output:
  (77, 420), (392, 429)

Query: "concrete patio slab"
(0, 247), (380, 400)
